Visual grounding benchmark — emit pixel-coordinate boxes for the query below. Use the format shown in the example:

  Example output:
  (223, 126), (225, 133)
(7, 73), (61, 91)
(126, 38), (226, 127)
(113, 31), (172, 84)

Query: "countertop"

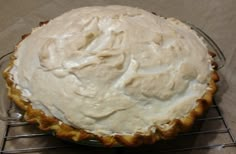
(0, 0), (236, 154)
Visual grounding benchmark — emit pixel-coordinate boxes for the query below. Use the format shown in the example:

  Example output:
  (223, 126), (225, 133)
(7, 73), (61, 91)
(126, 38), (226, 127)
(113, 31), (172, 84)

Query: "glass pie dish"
(0, 23), (226, 147)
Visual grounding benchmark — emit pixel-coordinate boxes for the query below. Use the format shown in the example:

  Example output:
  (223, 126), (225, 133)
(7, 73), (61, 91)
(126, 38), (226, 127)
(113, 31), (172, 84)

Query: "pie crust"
(3, 6), (219, 146)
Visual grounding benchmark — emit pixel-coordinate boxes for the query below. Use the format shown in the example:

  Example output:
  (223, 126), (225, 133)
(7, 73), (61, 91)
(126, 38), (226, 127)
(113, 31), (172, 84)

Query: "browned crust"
(2, 21), (219, 147)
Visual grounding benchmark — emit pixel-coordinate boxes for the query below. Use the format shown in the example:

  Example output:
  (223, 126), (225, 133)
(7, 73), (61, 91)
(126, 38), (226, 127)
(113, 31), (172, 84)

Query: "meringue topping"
(10, 6), (213, 135)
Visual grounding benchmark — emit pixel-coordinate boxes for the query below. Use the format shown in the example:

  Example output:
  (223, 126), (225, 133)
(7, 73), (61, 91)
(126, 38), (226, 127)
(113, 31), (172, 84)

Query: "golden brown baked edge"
(2, 23), (219, 147)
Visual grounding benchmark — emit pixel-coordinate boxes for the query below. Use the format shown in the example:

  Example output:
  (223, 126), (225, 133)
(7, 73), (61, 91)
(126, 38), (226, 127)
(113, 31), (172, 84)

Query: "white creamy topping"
(10, 5), (213, 135)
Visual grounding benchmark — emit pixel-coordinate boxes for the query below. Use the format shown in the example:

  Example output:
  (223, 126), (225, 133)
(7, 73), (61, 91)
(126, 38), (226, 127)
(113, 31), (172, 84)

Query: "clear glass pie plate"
(0, 23), (226, 147)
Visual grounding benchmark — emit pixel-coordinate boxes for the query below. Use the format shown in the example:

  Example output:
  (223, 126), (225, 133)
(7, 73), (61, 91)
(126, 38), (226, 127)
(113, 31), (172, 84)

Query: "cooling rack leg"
(0, 124), (10, 154)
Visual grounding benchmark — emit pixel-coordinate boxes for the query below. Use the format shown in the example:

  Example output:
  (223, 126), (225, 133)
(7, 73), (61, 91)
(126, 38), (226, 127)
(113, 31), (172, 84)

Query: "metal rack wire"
(0, 99), (235, 154)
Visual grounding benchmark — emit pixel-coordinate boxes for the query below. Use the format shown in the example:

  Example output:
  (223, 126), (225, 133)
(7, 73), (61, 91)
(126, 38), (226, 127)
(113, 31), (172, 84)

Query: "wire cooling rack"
(0, 24), (235, 153)
(0, 99), (235, 154)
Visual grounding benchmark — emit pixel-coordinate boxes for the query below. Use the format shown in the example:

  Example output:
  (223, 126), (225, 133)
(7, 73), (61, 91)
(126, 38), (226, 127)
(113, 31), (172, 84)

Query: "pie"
(3, 5), (219, 146)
